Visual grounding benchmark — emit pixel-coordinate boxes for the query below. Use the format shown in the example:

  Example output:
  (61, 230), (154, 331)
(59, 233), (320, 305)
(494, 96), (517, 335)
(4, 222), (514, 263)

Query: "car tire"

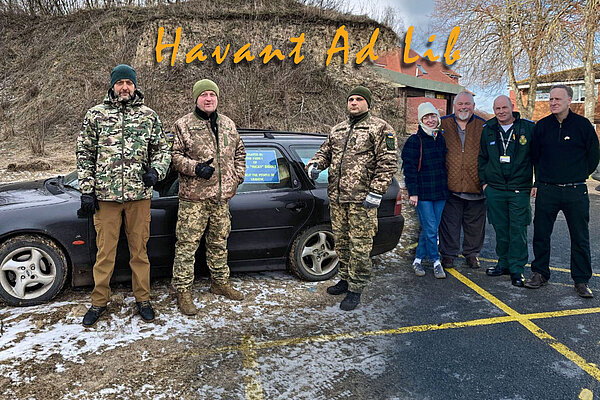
(0, 235), (68, 306)
(288, 224), (339, 281)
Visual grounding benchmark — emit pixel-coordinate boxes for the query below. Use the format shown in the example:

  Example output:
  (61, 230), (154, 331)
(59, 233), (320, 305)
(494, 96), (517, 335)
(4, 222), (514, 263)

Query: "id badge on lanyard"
(499, 127), (513, 163)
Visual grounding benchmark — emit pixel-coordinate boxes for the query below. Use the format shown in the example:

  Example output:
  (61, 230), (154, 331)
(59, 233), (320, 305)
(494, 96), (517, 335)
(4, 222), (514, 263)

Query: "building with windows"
(509, 64), (600, 134)
(374, 48), (466, 134)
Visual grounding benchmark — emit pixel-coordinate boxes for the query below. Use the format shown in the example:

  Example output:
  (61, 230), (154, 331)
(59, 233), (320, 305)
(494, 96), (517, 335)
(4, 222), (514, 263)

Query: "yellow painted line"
(579, 388), (594, 400)
(195, 307), (600, 356)
(446, 268), (519, 316)
(240, 336), (264, 400)
(448, 267), (600, 382)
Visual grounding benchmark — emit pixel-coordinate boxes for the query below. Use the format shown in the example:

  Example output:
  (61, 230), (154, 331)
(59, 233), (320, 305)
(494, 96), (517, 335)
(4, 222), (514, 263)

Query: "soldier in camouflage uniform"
(171, 79), (246, 315)
(76, 64), (171, 326)
(306, 86), (397, 311)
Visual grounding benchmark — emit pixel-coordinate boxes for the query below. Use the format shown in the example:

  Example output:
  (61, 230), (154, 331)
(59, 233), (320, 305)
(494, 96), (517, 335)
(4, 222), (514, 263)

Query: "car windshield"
(62, 171), (79, 189)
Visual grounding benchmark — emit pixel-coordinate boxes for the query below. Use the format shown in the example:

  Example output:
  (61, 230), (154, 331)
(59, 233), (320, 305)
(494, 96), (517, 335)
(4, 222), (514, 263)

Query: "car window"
(237, 147), (292, 193)
(289, 145), (329, 187)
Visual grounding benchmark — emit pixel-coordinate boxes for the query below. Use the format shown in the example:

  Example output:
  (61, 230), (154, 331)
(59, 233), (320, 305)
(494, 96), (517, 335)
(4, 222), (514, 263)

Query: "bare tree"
(581, 0), (599, 124)
(432, 0), (575, 119)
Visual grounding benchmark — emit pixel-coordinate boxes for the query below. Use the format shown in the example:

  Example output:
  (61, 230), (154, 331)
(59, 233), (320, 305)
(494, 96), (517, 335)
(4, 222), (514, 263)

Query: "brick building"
(509, 64), (600, 135)
(374, 48), (465, 134)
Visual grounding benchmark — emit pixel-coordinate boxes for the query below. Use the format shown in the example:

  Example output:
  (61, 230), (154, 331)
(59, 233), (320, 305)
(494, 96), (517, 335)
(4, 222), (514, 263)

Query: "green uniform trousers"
(171, 199), (231, 290)
(484, 186), (531, 274)
(91, 199), (151, 306)
(330, 202), (378, 293)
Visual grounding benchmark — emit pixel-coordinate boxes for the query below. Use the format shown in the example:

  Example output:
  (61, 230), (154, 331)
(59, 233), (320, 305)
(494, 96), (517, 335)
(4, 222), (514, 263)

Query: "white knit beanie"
(417, 102), (441, 136)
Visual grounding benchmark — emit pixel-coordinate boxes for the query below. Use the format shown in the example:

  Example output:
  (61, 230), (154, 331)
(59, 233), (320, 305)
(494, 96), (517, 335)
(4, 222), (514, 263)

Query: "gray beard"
(456, 111), (471, 121)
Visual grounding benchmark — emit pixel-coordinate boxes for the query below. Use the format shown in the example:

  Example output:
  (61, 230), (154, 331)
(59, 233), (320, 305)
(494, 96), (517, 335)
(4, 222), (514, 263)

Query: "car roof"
(238, 128), (327, 144)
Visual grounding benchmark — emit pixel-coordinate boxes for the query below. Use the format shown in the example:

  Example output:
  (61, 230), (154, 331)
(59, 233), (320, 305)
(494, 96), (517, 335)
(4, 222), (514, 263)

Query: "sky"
(340, 0), (497, 113)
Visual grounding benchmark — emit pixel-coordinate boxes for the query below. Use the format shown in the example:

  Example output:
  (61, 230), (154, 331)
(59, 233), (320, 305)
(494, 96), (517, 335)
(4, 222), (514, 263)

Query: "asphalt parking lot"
(0, 181), (599, 400)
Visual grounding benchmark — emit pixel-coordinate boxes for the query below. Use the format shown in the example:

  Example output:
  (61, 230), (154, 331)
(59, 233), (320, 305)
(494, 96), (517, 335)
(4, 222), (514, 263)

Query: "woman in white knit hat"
(401, 102), (449, 278)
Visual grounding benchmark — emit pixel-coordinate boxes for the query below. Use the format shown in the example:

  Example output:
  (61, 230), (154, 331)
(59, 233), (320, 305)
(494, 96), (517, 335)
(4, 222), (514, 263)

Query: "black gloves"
(142, 165), (159, 188)
(77, 194), (99, 218)
(195, 158), (215, 180)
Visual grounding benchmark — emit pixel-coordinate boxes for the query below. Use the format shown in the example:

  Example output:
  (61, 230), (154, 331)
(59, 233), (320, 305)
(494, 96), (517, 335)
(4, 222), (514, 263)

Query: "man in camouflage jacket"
(306, 86), (397, 311)
(171, 79), (246, 315)
(76, 64), (171, 326)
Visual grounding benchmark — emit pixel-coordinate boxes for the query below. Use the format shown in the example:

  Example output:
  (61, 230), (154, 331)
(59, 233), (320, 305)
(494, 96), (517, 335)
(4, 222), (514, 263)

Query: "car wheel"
(0, 235), (68, 306)
(288, 224), (339, 281)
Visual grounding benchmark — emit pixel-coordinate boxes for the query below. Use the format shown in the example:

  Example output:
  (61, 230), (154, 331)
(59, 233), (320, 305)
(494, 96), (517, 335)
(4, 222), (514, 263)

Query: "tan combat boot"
(176, 290), (198, 315)
(210, 281), (244, 301)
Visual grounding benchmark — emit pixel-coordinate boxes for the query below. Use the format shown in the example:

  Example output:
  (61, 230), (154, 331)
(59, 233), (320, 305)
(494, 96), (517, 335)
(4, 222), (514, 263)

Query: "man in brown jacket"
(171, 79), (246, 315)
(439, 91), (486, 269)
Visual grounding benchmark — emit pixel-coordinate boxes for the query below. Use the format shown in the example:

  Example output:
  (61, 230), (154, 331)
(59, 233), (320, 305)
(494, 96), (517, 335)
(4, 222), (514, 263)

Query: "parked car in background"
(0, 129), (404, 306)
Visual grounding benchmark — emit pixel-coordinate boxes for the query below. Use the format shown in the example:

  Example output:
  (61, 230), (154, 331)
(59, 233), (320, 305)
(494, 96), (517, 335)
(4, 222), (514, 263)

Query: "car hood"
(0, 179), (69, 209)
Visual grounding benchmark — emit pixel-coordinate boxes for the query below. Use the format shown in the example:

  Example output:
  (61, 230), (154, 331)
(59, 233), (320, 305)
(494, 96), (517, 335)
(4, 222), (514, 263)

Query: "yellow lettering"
(234, 43), (256, 63)
(423, 34), (439, 61)
(156, 26), (181, 66)
(356, 28), (380, 64)
(186, 43), (207, 63)
(403, 26), (419, 63)
(259, 45), (285, 63)
(212, 44), (231, 64)
(326, 25), (349, 66)
(289, 33), (306, 64)
(444, 26), (461, 65)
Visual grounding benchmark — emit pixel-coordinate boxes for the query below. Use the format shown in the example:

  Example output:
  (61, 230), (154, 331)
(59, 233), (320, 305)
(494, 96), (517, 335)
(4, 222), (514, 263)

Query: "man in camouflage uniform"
(306, 86), (397, 311)
(171, 79), (246, 315)
(77, 64), (171, 326)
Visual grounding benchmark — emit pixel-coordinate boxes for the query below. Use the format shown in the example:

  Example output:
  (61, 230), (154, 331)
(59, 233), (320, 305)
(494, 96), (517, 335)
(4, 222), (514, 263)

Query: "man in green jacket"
(478, 95), (534, 287)
(77, 64), (171, 326)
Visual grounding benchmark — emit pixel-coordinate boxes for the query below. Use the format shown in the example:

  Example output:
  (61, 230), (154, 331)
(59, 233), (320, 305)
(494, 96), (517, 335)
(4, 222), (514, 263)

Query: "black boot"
(327, 279), (348, 295)
(136, 301), (155, 322)
(82, 305), (107, 327)
(340, 291), (361, 311)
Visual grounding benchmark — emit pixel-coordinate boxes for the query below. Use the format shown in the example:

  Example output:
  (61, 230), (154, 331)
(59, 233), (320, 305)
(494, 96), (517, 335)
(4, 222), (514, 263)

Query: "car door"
(228, 145), (315, 268)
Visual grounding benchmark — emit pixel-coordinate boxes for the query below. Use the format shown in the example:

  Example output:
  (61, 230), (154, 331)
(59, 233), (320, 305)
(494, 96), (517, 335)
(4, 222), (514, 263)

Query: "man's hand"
(482, 184), (488, 191)
(77, 194), (99, 218)
(307, 163), (321, 180)
(363, 192), (382, 209)
(409, 195), (418, 207)
(142, 165), (159, 188)
(195, 158), (215, 180)
(530, 187), (537, 198)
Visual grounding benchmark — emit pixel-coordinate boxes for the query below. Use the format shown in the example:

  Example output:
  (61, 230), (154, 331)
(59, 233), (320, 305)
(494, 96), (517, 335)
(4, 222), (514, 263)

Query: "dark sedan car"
(0, 130), (404, 306)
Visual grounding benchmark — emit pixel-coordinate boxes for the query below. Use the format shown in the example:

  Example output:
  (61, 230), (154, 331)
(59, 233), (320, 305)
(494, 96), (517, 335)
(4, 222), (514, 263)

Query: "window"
(535, 88), (550, 101)
(289, 145), (329, 188)
(237, 147), (293, 193)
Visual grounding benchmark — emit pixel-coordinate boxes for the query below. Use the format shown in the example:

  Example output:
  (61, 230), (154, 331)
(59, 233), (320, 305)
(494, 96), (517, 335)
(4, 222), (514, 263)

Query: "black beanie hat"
(347, 86), (372, 108)
(111, 64), (137, 87)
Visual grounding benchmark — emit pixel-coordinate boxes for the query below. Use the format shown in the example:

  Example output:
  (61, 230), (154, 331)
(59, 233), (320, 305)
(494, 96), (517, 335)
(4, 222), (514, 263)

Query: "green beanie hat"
(193, 79), (220, 101)
(111, 64), (137, 87)
(348, 86), (372, 108)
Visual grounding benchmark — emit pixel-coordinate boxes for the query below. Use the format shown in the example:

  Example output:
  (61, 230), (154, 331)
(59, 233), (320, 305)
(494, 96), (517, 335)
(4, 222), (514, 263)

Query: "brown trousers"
(91, 199), (151, 306)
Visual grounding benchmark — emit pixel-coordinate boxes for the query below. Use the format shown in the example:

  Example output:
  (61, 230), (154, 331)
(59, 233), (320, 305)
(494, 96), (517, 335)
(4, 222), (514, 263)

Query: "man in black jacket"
(525, 85), (600, 297)
(479, 95), (535, 287)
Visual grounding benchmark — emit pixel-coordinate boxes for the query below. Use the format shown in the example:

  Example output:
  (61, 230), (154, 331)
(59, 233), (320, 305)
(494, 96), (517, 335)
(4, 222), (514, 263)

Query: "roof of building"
(376, 48), (462, 85)
(516, 64), (600, 85)
(373, 65), (465, 94)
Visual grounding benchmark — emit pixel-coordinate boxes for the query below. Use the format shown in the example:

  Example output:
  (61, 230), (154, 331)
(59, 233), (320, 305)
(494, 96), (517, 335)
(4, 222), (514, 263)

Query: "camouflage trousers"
(171, 199), (232, 290)
(330, 202), (378, 293)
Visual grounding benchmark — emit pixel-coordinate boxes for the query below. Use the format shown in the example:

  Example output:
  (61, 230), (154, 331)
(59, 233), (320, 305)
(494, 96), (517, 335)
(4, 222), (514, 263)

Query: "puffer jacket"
(308, 112), (398, 203)
(171, 111), (246, 202)
(76, 89), (171, 202)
